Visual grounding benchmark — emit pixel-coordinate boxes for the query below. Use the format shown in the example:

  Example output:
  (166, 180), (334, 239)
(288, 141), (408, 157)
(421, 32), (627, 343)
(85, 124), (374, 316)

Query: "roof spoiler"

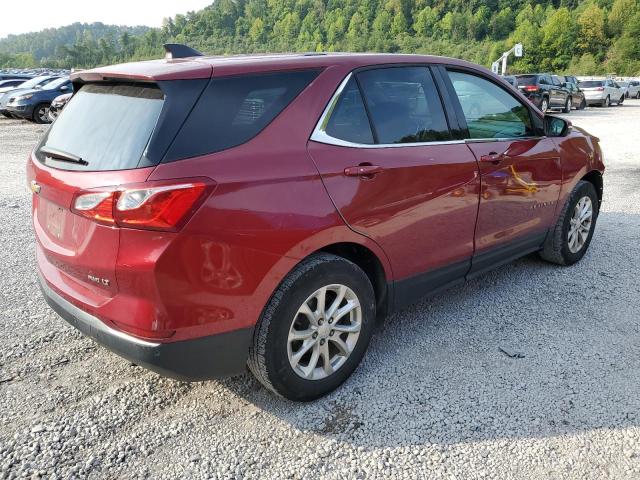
(163, 43), (204, 60)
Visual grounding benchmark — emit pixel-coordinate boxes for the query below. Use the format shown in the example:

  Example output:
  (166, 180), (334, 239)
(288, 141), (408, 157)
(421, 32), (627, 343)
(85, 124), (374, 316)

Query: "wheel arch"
(581, 170), (603, 208)
(317, 242), (391, 323)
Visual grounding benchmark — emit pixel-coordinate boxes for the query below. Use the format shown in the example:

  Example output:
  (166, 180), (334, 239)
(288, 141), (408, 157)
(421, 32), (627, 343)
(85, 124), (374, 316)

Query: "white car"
(619, 80), (640, 99)
(579, 79), (625, 107)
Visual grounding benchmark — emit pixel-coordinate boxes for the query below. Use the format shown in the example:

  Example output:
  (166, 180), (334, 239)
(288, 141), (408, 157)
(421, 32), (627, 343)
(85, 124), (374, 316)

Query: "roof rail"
(163, 43), (204, 60)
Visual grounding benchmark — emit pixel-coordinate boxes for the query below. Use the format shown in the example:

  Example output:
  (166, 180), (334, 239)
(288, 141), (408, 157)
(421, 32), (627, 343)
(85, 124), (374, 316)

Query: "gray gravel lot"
(1, 101), (640, 479)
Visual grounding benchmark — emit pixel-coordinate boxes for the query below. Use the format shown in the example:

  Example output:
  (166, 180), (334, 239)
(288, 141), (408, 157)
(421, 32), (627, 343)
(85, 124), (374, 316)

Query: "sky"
(0, 0), (214, 38)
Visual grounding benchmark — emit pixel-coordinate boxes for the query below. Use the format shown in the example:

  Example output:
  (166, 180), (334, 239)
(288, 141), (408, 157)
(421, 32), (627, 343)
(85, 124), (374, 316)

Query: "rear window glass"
(515, 75), (538, 86)
(37, 84), (164, 171)
(580, 81), (604, 88)
(357, 67), (451, 144)
(324, 77), (374, 144)
(165, 70), (319, 161)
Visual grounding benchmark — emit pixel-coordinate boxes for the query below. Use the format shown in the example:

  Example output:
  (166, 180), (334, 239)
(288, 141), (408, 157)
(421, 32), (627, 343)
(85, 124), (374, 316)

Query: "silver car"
(619, 80), (640, 99)
(579, 79), (624, 107)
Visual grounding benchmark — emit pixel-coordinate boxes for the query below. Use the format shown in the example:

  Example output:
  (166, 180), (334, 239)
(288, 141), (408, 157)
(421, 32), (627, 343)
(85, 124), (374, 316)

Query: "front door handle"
(480, 152), (506, 164)
(344, 164), (384, 177)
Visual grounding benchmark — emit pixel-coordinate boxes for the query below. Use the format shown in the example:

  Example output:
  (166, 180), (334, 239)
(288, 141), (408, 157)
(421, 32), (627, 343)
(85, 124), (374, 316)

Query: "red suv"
(28, 46), (604, 401)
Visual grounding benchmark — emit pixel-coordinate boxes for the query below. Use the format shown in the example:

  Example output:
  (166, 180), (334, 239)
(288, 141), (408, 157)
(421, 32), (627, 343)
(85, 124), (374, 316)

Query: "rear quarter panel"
(144, 65), (393, 340)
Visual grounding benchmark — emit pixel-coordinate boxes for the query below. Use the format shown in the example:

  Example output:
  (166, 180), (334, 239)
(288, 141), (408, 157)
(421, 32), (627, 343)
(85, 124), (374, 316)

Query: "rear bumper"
(38, 273), (253, 381)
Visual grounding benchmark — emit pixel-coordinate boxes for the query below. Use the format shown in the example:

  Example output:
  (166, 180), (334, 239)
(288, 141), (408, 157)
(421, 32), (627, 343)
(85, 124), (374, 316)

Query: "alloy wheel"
(541, 98), (549, 112)
(287, 284), (362, 380)
(568, 196), (593, 254)
(38, 106), (49, 122)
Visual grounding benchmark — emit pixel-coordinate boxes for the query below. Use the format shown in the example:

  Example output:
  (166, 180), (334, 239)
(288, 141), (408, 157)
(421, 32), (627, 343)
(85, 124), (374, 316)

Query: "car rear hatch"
(28, 74), (210, 310)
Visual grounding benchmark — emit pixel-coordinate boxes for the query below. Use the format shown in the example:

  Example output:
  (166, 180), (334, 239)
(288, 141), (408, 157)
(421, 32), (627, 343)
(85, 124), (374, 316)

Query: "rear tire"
(539, 181), (599, 266)
(540, 97), (549, 113)
(618, 96), (624, 105)
(32, 103), (51, 124)
(248, 253), (376, 401)
(1, 112), (11, 118)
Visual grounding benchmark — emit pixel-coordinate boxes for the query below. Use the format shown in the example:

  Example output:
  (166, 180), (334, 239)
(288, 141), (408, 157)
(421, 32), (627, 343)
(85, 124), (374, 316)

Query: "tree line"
(1, 0), (639, 76)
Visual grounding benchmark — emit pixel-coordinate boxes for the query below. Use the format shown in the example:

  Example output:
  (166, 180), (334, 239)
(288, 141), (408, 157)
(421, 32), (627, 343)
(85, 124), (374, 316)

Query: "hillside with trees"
(1, 0), (639, 75)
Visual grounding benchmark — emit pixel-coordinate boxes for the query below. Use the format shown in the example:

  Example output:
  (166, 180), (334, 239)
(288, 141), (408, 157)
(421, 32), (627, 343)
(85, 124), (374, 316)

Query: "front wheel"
(603, 96), (610, 107)
(539, 180), (599, 266)
(562, 97), (571, 113)
(248, 253), (376, 401)
(578, 98), (586, 110)
(618, 96), (624, 105)
(32, 103), (51, 124)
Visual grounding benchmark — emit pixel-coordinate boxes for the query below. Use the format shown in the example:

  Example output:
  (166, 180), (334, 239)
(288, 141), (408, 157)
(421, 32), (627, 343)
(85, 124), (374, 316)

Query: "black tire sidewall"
(33, 103), (50, 124)
(560, 182), (599, 265)
(263, 259), (376, 401)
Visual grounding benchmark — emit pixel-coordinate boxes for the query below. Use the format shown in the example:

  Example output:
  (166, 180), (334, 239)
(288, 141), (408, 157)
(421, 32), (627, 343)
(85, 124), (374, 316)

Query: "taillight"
(523, 86), (539, 92)
(71, 180), (212, 231)
(596, 87), (604, 91)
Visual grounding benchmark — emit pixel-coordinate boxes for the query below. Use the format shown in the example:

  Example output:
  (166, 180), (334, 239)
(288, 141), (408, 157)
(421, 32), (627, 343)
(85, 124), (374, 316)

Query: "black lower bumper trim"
(39, 275), (253, 381)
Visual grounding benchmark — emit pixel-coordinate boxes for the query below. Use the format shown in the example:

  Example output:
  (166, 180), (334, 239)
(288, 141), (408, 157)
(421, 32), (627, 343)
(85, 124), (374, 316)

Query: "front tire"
(32, 103), (51, 124)
(248, 253), (376, 401)
(578, 98), (586, 110)
(618, 96), (624, 105)
(539, 181), (599, 266)
(563, 97), (571, 113)
(602, 96), (610, 107)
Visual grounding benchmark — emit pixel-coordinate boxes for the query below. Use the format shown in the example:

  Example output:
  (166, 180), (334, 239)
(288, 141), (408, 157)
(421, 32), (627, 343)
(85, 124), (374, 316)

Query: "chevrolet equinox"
(29, 45), (605, 401)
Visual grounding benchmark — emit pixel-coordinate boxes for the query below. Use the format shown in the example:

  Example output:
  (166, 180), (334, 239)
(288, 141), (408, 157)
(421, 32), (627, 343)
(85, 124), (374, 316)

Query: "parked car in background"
(514, 73), (571, 112)
(562, 80), (586, 110)
(0, 79), (28, 92)
(627, 80), (640, 98)
(0, 75), (60, 118)
(48, 92), (72, 121)
(617, 81), (640, 99)
(29, 48), (605, 401)
(5, 77), (72, 123)
(580, 79), (624, 107)
(0, 73), (32, 81)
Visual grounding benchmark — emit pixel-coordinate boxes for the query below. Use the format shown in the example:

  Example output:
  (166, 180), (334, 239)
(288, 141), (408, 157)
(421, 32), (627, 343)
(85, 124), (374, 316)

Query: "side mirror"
(60, 85), (69, 91)
(544, 115), (571, 137)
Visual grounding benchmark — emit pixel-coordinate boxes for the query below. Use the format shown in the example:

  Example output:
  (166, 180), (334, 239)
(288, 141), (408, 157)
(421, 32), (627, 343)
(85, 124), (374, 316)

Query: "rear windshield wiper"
(39, 146), (88, 166)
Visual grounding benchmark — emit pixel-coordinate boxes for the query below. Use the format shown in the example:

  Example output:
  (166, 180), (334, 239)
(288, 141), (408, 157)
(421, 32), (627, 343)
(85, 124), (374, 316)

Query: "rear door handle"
(344, 165), (384, 177)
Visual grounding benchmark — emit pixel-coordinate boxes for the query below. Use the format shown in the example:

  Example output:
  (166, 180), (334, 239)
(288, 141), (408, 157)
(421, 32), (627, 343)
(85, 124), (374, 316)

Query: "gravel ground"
(1, 101), (639, 479)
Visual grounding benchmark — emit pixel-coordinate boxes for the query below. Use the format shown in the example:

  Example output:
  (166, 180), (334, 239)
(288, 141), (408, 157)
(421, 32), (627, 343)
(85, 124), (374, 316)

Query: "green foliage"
(1, 0), (640, 75)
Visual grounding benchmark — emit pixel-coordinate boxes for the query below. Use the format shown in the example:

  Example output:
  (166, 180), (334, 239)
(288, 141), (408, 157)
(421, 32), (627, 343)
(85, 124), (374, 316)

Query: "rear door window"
(165, 70), (319, 161)
(37, 84), (164, 171)
(448, 71), (535, 139)
(356, 67), (451, 144)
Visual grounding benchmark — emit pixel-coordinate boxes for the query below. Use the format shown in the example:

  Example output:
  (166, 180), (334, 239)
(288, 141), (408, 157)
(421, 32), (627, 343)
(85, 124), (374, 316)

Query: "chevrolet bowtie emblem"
(30, 180), (41, 194)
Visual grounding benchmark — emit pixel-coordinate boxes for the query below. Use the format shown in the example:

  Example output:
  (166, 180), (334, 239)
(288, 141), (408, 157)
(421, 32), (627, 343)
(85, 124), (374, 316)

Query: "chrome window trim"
(310, 71), (547, 149)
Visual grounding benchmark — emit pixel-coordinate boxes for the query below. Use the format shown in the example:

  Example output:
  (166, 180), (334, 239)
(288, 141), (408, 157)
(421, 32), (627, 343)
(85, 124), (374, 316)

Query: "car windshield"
(42, 78), (68, 90)
(515, 75), (538, 86)
(19, 76), (54, 89)
(580, 81), (604, 88)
